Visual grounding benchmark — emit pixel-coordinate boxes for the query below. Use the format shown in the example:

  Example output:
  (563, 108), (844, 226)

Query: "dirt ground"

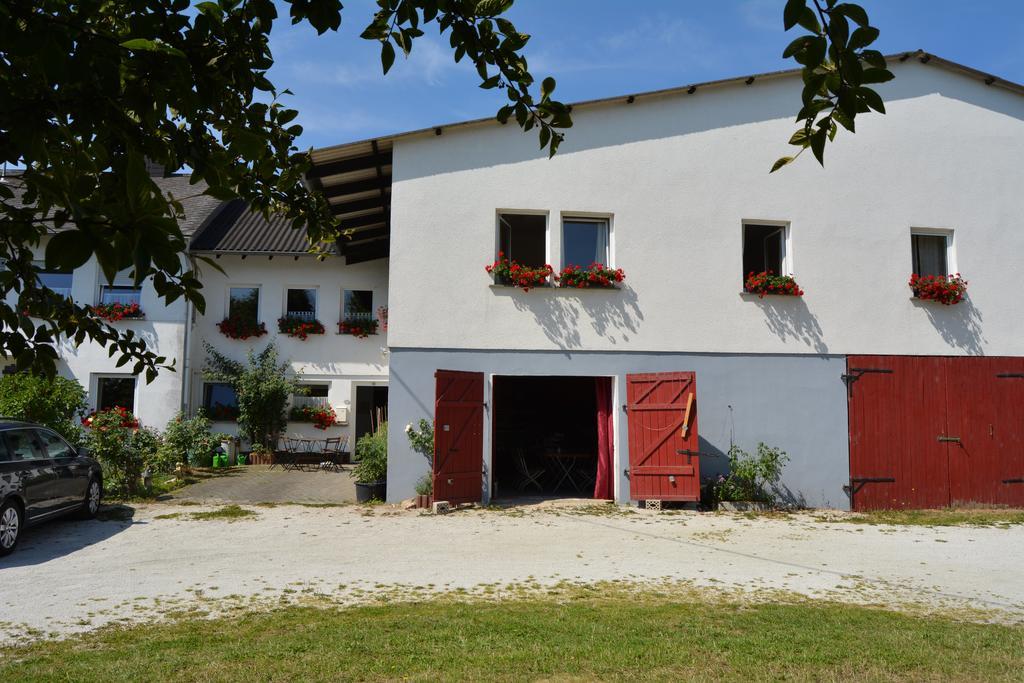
(2, 500), (1022, 642)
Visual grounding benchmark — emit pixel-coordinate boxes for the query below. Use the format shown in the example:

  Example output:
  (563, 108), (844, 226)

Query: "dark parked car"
(0, 419), (102, 556)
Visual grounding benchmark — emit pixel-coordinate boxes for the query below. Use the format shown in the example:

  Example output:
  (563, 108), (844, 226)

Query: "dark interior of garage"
(492, 375), (602, 499)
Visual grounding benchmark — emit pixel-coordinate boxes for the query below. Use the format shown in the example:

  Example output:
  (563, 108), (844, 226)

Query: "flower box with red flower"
(218, 316), (267, 340)
(556, 263), (625, 289)
(743, 271), (804, 298)
(91, 302), (144, 322)
(909, 273), (967, 305)
(278, 316), (326, 340)
(81, 406), (139, 429)
(485, 253), (553, 292)
(338, 318), (379, 338)
(289, 404), (337, 430)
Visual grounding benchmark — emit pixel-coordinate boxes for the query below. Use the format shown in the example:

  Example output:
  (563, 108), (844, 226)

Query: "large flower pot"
(355, 481), (386, 503)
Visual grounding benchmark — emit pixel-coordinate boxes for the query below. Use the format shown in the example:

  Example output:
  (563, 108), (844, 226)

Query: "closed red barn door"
(847, 356), (949, 510)
(945, 358), (1001, 505)
(433, 370), (484, 504)
(992, 360), (1024, 506)
(626, 372), (699, 502)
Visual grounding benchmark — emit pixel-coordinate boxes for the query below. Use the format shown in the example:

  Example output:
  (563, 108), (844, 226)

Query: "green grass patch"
(839, 508), (1024, 528)
(0, 594), (1021, 681)
(187, 505), (256, 522)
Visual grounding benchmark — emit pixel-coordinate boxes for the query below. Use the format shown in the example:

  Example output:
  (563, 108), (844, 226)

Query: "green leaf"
(770, 156), (795, 173)
(380, 41), (396, 74)
(541, 76), (555, 100)
(783, 36), (813, 59)
(848, 26), (879, 50)
(860, 68), (894, 84)
(810, 128), (827, 166)
(857, 86), (886, 113)
(120, 38), (186, 58)
(45, 231), (94, 271)
(833, 3), (870, 27)
(783, 0), (807, 30)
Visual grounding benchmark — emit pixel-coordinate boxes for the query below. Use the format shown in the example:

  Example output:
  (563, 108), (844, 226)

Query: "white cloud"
(739, 0), (781, 32)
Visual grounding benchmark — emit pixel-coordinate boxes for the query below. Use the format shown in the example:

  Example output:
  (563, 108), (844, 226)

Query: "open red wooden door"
(626, 372), (699, 502)
(433, 370), (484, 504)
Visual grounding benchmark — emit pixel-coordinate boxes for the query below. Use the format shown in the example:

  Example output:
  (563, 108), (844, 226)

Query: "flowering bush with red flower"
(485, 252), (553, 291)
(81, 405), (139, 429)
(92, 302), (144, 322)
(556, 263), (625, 289)
(278, 316), (326, 340)
(743, 271), (804, 298)
(909, 273), (967, 305)
(217, 316), (267, 340)
(338, 318), (379, 338)
(289, 404), (337, 430)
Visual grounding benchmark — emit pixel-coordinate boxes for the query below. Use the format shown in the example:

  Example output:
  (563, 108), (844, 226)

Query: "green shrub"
(85, 408), (160, 497)
(155, 412), (223, 472)
(0, 372), (87, 446)
(712, 443), (789, 504)
(404, 419), (433, 461)
(414, 473), (433, 496)
(353, 421), (387, 484)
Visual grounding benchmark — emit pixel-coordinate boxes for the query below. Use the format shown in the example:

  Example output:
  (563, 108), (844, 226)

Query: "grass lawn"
(2, 594), (1022, 682)
(841, 508), (1024, 528)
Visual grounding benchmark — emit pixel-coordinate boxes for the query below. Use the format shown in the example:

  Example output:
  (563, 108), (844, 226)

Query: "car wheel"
(78, 479), (102, 519)
(0, 500), (22, 557)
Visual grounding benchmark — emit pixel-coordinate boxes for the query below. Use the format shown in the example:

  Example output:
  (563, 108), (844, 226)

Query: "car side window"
(2, 429), (46, 462)
(37, 429), (74, 459)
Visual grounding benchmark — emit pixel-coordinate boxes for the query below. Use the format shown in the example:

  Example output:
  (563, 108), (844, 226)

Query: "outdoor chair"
(319, 435), (350, 472)
(514, 450), (546, 493)
(276, 436), (302, 471)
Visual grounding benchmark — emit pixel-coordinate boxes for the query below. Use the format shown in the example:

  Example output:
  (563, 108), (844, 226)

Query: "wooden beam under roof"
(306, 150), (393, 179)
(321, 175), (392, 200)
(343, 238), (389, 264)
(329, 196), (387, 216)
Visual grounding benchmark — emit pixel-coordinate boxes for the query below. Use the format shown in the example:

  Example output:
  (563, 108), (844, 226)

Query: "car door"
(1, 429), (60, 520)
(36, 429), (88, 509)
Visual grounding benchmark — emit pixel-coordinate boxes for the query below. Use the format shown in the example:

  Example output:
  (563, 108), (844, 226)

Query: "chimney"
(145, 158), (167, 177)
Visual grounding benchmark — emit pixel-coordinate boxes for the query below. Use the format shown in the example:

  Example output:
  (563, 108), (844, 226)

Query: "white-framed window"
(911, 228), (954, 277)
(293, 383), (330, 409)
(285, 287), (317, 320)
(497, 211), (548, 268)
(742, 221), (789, 281)
(342, 289), (373, 322)
(561, 216), (610, 268)
(33, 260), (72, 298)
(202, 382), (238, 421)
(98, 268), (142, 306)
(227, 286), (260, 324)
(95, 375), (137, 413)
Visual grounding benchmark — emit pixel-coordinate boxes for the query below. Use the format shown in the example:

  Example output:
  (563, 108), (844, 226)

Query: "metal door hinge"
(842, 368), (893, 395)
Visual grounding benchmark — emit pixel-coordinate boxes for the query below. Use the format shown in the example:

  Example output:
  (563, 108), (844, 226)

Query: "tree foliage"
(772, 0), (894, 172)
(202, 342), (301, 450)
(0, 0), (569, 378)
(0, 371), (87, 446)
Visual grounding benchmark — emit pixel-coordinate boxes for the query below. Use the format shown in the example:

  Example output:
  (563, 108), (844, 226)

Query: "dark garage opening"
(493, 376), (611, 500)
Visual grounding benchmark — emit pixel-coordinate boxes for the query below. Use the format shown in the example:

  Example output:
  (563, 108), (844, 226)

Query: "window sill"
(738, 291), (803, 299)
(489, 284), (622, 292)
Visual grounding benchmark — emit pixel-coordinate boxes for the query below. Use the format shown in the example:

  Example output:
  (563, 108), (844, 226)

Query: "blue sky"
(268, 0), (1024, 151)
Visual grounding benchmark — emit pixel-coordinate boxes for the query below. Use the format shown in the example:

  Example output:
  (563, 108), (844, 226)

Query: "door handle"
(937, 435), (961, 443)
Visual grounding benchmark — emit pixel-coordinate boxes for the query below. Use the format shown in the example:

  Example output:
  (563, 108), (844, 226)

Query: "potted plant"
(743, 270), (804, 298)
(91, 301), (144, 321)
(217, 316), (267, 340)
(555, 263), (625, 289)
(909, 273), (967, 305)
(338, 318), (379, 338)
(289, 403), (337, 430)
(414, 473), (433, 509)
(277, 316), (326, 339)
(485, 252), (554, 291)
(353, 421), (388, 503)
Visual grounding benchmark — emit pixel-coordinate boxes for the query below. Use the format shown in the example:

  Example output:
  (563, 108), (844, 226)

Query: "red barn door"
(433, 370), (484, 504)
(626, 372), (699, 502)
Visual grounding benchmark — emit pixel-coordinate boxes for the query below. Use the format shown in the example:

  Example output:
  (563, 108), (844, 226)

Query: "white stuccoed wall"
(188, 254), (389, 444)
(387, 61), (1024, 357)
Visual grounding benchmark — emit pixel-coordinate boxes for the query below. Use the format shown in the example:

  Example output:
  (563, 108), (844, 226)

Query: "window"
(911, 233), (950, 277)
(743, 223), (786, 279)
(562, 218), (609, 268)
(228, 287), (259, 324)
(203, 383), (238, 421)
(2, 429), (45, 462)
(37, 429), (74, 459)
(498, 213), (546, 268)
(34, 261), (72, 298)
(99, 268), (141, 307)
(343, 290), (373, 321)
(293, 383), (330, 409)
(285, 288), (317, 320)
(96, 376), (136, 412)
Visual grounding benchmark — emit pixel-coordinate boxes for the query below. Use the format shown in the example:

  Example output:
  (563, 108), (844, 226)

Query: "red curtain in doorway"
(594, 377), (614, 500)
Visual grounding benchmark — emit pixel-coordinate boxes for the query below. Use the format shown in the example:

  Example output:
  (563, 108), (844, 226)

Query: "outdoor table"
(543, 451), (594, 494)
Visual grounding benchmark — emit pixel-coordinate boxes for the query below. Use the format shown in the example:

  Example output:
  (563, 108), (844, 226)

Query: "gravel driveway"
(2, 502), (1022, 641)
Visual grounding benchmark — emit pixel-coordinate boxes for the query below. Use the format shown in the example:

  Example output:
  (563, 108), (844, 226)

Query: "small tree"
(353, 421), (388, 485)
(202, 342), (301, 451)
(0, 372), (88, 446)
(85, 408), (159, 497)
(712, 443), (790, 504)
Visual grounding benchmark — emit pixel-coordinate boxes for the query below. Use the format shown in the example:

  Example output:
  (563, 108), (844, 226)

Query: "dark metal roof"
(188, 199), (338, 255)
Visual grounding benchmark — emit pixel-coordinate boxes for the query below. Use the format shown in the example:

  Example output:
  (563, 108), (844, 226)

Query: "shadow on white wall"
(750, 296), (829, 354)
(912, 296), (986, 355)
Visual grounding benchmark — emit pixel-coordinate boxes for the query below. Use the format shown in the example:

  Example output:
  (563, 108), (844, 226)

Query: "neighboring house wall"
(188, 254), (389, 447)
(383, 60), (1024, 506)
